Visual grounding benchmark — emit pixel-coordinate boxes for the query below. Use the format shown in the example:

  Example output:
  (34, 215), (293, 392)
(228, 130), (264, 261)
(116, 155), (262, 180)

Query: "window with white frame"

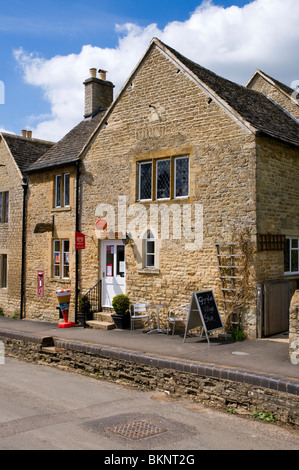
(284, 237), (299, 274)
(0, 254), (7, 288)
(0, 192), (9, 223)
(54, 173), (70, 208)
(138, 156), (189, 201)
(145, 231), (155, 267)
(53, 239), (70, 279)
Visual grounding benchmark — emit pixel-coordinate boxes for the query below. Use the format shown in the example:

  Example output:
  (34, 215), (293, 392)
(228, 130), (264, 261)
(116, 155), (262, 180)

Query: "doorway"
(101, 240), (126, 308)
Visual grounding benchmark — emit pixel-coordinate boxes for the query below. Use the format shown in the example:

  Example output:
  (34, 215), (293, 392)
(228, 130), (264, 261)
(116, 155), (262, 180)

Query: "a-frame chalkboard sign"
(183, 290), (224, 345)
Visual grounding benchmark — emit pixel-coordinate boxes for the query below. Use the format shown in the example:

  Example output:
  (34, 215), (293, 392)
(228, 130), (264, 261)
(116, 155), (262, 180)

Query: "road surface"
(0, 357), (298, 451)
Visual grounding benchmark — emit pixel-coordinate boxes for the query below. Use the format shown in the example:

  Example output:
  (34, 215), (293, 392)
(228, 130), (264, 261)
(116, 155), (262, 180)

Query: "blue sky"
(0, 0), (298, 141)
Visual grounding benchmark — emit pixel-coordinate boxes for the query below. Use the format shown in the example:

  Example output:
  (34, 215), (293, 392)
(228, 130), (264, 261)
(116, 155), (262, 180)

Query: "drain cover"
(106, 419), (167, 440)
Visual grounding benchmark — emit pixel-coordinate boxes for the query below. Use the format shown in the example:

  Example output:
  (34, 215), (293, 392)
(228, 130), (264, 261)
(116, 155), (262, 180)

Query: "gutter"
(20, 178), (28, 319)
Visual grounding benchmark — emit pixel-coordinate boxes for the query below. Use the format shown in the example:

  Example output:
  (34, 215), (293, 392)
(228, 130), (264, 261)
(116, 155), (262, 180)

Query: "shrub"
(79, 296), (91, 314)
(112, 294), (130, 315)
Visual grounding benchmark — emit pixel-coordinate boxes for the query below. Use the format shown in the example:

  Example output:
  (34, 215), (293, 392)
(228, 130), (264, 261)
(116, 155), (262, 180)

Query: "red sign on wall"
(75, 232), (86, 250)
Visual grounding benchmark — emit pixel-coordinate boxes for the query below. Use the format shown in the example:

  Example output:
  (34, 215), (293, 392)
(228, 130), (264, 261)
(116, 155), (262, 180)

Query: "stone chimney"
(83, 68), (114, 118)
(21, 130), (33, 139)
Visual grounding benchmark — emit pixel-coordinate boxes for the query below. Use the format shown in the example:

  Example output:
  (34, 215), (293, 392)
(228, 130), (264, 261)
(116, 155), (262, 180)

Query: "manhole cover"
(105, 419), (167, 440)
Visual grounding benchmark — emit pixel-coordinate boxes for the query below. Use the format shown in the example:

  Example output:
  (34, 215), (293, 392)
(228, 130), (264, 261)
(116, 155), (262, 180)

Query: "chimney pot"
(21, 130), (27, 138)
(89, 68), (97, 78)
(99, 69), (107, 81)
(27, 130), (32, 140)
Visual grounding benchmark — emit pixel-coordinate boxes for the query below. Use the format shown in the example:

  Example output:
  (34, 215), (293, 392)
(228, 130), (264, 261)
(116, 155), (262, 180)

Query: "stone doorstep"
(93, 311), (114, 322)
(85, 320), (115, 330)
(87, 311), (116, 330)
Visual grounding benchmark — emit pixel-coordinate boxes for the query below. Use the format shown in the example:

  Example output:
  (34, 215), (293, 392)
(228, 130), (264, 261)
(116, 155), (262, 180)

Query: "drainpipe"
(20, 178), (28, 319)
(75, 160), (80, 324)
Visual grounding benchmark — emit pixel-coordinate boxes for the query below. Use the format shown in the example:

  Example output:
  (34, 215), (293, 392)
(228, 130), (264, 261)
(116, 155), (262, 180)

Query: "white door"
(101, 240), (126, 308)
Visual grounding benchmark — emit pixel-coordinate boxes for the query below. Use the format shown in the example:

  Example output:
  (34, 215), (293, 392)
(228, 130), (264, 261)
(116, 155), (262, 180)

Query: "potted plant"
(77, 296), (92, 327)
(111, 294), (131, 329)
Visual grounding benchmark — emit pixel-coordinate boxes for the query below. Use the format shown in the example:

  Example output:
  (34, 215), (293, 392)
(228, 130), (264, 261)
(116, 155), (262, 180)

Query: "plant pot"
(77, 312), (93, 327)
(111, 312), (130, 329)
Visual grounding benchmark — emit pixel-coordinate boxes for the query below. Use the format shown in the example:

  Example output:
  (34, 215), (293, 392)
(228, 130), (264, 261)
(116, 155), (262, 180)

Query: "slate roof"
(159, 40), (299, 148)
(1, 133), (54, 174)
(27, 109), (105, 172)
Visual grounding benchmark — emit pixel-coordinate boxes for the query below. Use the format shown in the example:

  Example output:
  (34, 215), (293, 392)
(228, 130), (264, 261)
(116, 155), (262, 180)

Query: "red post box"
(37, 271), (44, 296)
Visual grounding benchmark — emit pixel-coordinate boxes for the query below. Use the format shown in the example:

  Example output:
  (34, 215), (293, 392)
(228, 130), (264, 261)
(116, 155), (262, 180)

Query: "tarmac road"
(0, 357), (298, 451)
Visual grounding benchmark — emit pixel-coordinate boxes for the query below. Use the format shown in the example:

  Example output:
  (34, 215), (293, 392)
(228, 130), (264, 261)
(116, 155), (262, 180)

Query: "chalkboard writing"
(184, 290), (223, 344)
(195, 291), (223, 331)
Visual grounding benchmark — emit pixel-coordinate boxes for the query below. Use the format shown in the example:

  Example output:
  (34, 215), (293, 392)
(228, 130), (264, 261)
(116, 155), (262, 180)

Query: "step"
(93, 312), (114, 322)
(86, 320), (115, 330)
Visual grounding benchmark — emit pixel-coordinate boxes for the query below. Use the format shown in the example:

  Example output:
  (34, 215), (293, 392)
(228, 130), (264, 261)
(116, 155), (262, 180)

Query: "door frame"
(101, 240), (126, 308)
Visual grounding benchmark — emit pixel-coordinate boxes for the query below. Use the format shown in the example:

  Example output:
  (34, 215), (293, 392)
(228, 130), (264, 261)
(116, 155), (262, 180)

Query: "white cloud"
(14, 0), (299, 141)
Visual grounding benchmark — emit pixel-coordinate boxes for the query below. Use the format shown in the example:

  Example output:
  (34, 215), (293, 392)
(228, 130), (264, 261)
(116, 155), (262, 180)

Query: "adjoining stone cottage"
(23, 72), (111, 321)
(0, 130), (54, 316)
(23, 38), (299, 341)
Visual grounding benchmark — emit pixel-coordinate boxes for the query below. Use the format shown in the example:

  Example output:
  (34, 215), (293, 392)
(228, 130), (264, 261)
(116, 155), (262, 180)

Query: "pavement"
(0, 316), (298, 385)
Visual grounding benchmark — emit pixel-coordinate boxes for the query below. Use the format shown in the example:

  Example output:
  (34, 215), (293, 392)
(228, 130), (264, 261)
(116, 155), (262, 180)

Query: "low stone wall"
(290, 290), (299, 365)
(1, 329), (298, 428)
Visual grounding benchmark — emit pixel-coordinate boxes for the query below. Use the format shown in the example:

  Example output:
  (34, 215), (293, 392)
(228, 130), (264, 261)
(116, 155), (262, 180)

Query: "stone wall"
(248, 74), (299, 120)
(25, 164), (77, 321)
(255, 136), (299, 286)
(1, 330), (298, 428)
(0, 138), (23, 316)
(80, 44), (258, 335)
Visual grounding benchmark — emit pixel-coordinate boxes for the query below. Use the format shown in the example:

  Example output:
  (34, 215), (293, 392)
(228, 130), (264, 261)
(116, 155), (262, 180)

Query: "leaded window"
(175, 156), (189, 198)
(156, 159), (170, 199)
(139, 162), (152, 200)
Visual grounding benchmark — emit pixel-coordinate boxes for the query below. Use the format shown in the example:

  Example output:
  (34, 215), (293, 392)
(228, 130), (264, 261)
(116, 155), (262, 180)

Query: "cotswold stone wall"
(0, 138), (23, 316)
(1, 331), (298, 428)
(255, 136), (299, 287)
(80, 45), (258, 335)
(25, 165), (76, 321)
(248, 74), (299, 121)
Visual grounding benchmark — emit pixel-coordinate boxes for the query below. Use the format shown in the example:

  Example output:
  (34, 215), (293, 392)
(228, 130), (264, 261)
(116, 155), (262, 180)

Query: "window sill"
(138, 268), (160, 274)
(49, 278), (70, 283)
(51, 206), (72, 213)
(284, 273), (299, 279)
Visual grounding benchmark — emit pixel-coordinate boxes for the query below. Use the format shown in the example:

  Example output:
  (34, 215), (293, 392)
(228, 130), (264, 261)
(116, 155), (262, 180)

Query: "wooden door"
(263, 280), (292, 336)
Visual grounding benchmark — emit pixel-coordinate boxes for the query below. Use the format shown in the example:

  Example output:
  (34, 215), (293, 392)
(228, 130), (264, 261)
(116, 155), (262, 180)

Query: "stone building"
(23, 70), (112, 321)
(77, 38), (299, 338)
(247, 69), (299, 120)
(0, 130), (53, 316)
(23, 38), (299, 340)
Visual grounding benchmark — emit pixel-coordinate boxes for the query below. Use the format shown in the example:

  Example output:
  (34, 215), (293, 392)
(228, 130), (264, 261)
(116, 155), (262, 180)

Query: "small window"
(0, 192), (9, 223)
(174, 156), (189, 198)
(146, 231), (155, 267)
(53, 240), (61, 277)
(64, 174), (70, 207)
(55, 175), (61, 208)
(54, 173), (70, 208)
(53, 239), (70, 279)
(139, 162), (152, 200)
(156, 159), (170, 199)
(0, 254), (7, 288)
(62, 240), (70, 279)
(284, 237), (299, 274)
